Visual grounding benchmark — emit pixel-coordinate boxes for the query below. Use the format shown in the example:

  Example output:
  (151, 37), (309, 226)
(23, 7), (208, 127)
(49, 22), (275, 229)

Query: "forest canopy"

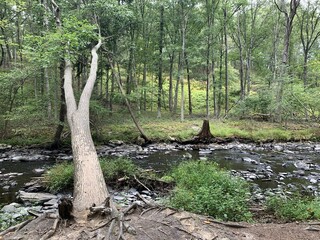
(1, 0), (320, 140)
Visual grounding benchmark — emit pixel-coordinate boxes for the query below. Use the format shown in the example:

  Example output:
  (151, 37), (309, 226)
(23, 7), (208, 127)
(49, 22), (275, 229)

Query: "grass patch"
(3, 112), (320, 145)
(99, 158), (138, 182)
(44, 161), (74, 193)
(44, 158), (138, 193)
(266, 195), (320, 221)
(168, 161), (252, 222)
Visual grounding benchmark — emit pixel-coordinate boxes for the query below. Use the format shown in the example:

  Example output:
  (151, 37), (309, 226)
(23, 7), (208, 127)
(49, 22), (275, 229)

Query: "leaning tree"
(51, 0), (109, 220)
(64, 39), (109, 219)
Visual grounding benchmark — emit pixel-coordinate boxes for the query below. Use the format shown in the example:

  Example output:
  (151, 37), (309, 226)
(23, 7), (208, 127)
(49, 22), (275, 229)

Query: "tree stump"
(196, 119), (213, 141)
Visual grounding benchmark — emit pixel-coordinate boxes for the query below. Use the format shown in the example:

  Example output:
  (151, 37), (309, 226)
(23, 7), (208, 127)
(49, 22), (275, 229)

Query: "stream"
(1, 142), (320, 204)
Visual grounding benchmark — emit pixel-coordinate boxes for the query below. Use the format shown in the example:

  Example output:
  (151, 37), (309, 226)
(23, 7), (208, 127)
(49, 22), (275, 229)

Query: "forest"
(0, 0), (320, 144)
(2, 1), (320, 239)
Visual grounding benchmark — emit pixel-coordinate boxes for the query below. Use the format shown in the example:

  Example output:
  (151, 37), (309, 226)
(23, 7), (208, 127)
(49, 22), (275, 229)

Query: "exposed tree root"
(0, 219), (33, 237)
(86, 197), (143, 240)
(39, 218), (60, 240)
(134, 174), (151, 192)
(207, 218), (248, 228)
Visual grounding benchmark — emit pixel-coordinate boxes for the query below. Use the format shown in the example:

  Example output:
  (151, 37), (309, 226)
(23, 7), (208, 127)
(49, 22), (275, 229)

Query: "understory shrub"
(169, 161), (252, 222)
(99, 158), (138, 182)
(44, 161), (74, 193)
(266, 195), (320, 221)
(44, 158), (138, 193)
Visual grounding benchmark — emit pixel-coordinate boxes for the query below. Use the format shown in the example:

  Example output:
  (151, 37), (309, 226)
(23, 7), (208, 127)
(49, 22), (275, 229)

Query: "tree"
(274, 0), (300, 121)
(64, 40), (109, 217)
(51, 1), (108, 219)
(297, 0), (320, 88)
(157, 4), (164, 118)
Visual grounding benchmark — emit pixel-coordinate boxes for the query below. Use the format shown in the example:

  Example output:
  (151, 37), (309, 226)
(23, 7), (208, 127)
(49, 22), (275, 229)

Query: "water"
(1, 144), (320, 204)
(133, 147), (320, 194)
(0, 160), (56, 204)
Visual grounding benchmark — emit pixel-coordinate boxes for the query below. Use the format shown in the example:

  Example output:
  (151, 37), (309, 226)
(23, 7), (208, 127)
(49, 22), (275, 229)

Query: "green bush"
(99, 158), (138, 182)
(266, 195), (320, 221)
(44, 161), (74, 193)
(44, 158), (138, 192)
(169, 161), (252, 222)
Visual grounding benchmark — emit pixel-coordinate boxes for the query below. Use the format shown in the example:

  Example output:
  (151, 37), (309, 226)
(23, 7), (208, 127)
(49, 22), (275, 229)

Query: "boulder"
(17, 191), (57, 204)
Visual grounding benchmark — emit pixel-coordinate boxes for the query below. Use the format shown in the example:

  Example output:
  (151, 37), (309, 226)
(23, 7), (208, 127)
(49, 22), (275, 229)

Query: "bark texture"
(197, 119), (214, 141)
(64, 40), (109, 217)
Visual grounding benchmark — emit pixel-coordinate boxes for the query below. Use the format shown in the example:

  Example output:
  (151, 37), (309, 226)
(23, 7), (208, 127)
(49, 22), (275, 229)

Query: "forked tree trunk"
(64, 40), (109, 218)
(51, 0), (109, 219)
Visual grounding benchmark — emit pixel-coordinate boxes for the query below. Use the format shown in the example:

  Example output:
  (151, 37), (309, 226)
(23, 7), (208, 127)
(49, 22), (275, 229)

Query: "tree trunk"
(223, 7), (229, 114)
(157, 5), (164, 118)
(206, 32), (210, 118)
(274, 0), (300, 122)
(51, 61), (66, 149)
(185, 53), (192, 115)
(173, 54), (181, 114)
(0, 44), (4, 67)
(169, 52), (175, 112)
(109, 59), (150, 142)
(196, 119), (213, 141)
(180, 1), (186, 122)
(64, 41), (109, 218)
(218, 31), (223, 118)
(51, 0), (109, 217)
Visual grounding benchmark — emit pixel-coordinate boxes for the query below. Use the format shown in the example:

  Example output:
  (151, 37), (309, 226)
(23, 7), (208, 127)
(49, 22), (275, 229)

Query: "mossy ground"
(2, 112), (320, 146)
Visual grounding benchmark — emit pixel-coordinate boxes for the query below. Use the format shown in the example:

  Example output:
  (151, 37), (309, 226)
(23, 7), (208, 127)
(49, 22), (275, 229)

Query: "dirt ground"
(1, 207), (319, 240)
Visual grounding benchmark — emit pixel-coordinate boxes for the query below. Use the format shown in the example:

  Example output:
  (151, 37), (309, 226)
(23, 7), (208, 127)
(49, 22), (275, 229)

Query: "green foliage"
(266, 195), (320, 221)
(0, 212), (32, 232)
(160, 175), (174, 183)
(44, 158), (138, 192)
(231, 89), (273, 119)
(169, 161), (252, 222)
(99, 158), (138, 182)
(24, 16), (98, 65)
(44, 162), (74, 193)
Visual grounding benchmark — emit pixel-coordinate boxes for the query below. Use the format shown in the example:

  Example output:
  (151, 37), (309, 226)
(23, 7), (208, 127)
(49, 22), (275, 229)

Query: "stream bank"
(1, 141), (320, 205)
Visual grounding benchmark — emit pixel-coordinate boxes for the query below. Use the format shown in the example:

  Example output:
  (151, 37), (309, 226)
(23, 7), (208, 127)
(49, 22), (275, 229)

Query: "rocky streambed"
(1, 141), (320, 209)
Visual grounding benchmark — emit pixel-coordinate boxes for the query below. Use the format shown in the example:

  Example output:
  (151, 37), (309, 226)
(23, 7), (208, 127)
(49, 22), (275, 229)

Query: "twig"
(90, 217), (116, 232)
(305, 226), (320, 231)
(140, 229), (153, 240)
(207, 219), (248, 228)
(145, 218), (171, 227)
(134, 175), (151, 192)
(308, 222), (320, 226)
(136, 192), (151, 205)
(117, 213), (124, 240)
(123, 222), (136, 235)
(179, 216), (193, 221)
(140, 207), (158, 216)
(174, 226), (199, 238)
(157, 227), (169, 236)
(123, 202), (138, 215)
(107, 218), (116, 240)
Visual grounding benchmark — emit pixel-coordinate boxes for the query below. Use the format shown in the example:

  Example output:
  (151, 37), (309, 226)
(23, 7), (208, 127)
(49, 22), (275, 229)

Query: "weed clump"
(266, 195), (320, 221)
(99, 158), (138, 182)
(44, 158), (138, 193)
(169, 161), (252, 222)
(44, 161), (74, 193)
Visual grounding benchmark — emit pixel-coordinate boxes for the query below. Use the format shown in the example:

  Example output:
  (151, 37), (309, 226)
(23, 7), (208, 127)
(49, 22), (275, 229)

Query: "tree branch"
(78, 38), (102, 112)
(64, 58), (77, 120)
